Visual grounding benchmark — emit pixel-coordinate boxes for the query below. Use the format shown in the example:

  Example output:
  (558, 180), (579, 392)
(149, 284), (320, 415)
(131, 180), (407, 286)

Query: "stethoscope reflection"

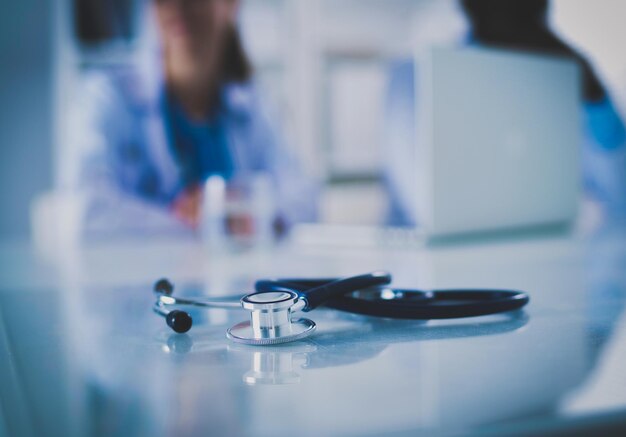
(163, 333), (194, 354)
(158, 310), (529, 385)
(230, 343), (317, 385)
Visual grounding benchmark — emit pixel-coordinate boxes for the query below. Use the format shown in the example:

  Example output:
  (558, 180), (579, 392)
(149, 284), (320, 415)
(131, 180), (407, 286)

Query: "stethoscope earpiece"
(166, 310), (193, 334)
(154, 278), (174, 295)
(153, 279), (193, 334)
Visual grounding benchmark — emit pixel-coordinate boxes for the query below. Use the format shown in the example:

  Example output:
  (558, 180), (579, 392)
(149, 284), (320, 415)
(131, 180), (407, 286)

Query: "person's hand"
(171, 185), (203, 229)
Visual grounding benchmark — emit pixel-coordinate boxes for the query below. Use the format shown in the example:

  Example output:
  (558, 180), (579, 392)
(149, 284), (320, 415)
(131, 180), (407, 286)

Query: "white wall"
(552, 0), (626, 119)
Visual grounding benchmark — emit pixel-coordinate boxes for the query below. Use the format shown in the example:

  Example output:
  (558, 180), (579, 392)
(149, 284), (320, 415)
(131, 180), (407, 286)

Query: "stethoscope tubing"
(255, 278), (529, 319)
(155, 281), (529, 319)
(297, 271), (392, 310)
(323, 289), (529, 319)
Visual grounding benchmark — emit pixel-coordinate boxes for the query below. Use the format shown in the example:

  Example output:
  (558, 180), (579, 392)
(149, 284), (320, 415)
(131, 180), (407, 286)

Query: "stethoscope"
(152, 271), (529, 346)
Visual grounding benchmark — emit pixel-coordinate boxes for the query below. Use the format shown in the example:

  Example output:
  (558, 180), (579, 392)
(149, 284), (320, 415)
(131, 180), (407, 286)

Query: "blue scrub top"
(70, 59), (319, 237)
(586, 97), (626, 152)
(162, 92), (234, 187)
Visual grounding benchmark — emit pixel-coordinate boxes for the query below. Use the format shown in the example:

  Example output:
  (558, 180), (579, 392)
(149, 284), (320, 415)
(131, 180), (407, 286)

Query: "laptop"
(385, 47), (581, 240)
(294, 47), (581, 248)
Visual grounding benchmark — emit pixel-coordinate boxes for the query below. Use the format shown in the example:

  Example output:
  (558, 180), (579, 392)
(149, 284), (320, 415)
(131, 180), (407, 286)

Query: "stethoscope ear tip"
(154, 278), (174, 295)
(166, 310), (192, 334)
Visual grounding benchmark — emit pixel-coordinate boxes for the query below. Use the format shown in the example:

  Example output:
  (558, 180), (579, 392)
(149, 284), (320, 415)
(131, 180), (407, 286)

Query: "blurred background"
(1, 0), (625, 244)
(1, 5), (626, 435)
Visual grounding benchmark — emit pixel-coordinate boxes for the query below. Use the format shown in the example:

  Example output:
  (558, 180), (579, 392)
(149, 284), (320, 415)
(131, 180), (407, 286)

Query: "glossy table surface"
(1, 224), (626, 437)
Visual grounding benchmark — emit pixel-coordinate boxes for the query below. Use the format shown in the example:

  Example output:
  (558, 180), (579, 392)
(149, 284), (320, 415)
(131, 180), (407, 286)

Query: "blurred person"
(66, 0), (317, 237)
(461, 0), (626, 221)
(386, 0), (626, 226)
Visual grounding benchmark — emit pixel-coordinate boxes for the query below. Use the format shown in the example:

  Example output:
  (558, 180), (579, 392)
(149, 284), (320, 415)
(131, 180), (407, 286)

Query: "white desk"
(1, 224), (626, 437)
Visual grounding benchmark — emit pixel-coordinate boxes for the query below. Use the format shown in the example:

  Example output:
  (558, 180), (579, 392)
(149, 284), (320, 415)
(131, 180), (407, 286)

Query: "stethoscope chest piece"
(226, 290), (316, 346)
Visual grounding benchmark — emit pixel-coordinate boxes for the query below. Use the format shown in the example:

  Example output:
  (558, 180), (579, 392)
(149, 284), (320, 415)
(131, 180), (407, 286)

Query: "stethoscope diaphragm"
(227, 318), (316, 346)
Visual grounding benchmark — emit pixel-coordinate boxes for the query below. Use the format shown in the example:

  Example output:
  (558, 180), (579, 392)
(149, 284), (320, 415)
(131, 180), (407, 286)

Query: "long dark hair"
(460, 0), (605, 102)
(219, 25), (253, 84)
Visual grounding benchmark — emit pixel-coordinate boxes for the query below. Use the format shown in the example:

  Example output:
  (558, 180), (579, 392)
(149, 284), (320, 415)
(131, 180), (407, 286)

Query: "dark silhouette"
(461, 0), (605, 102)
